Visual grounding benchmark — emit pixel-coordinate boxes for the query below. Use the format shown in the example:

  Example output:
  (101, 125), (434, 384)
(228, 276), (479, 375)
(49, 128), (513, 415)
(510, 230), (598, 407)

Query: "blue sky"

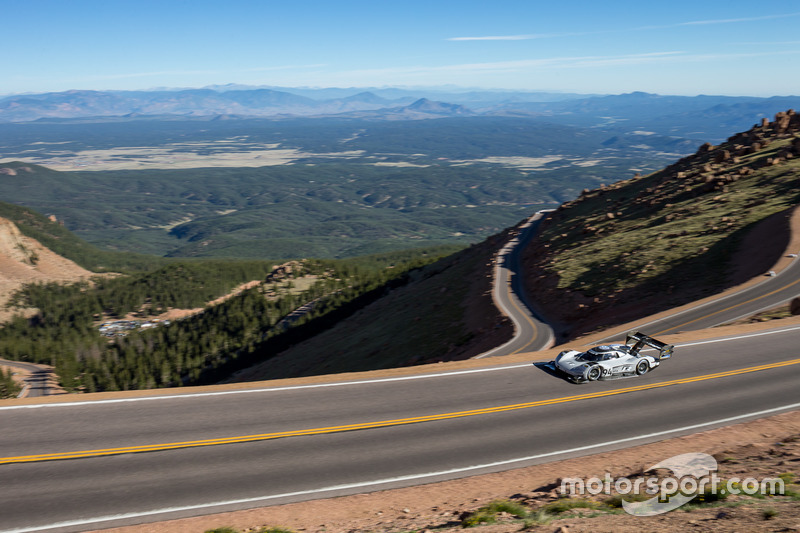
(3, 0), (799, 96)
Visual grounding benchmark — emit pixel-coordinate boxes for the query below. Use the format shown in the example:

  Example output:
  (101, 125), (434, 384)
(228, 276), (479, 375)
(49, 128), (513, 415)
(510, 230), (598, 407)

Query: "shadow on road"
(532, 361), (580, 384)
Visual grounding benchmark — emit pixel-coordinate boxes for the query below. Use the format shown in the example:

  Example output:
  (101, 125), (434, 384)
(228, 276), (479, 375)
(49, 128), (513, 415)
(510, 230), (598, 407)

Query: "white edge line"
(675, 323), (800, 348)
(7, 401), (800, 533)
(615, 253), (800, 335)
(0, 363), (533, 411)
(5, 323), (800, 411)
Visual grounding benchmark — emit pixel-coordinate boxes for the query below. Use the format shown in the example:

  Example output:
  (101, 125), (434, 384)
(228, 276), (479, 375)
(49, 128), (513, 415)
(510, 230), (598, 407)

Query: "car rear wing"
(626, 331), (674, 360)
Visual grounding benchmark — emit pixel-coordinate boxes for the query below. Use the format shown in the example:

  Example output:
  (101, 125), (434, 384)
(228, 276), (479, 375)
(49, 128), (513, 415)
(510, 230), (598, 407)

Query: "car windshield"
(578, 345), (627, 362)
(577, 351), (605, 362)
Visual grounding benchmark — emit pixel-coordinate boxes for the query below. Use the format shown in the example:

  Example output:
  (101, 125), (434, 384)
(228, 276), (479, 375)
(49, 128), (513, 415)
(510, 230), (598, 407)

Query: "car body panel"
(547, 332), (672, 383)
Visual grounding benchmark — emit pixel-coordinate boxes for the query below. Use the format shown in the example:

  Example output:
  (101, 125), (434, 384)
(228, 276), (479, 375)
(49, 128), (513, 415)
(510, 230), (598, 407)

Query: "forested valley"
(0, 247), (455, 392)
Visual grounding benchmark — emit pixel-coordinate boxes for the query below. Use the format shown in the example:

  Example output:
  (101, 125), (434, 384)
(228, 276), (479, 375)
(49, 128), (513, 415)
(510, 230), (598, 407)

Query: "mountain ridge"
(2, 87), (798, 143)
(522, 109), (800, 340)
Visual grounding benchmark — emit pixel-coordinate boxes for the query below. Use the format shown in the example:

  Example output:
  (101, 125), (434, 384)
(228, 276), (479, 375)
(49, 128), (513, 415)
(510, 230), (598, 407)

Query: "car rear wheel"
(586, 365), (602, 381)
(636, 360), (649, 375)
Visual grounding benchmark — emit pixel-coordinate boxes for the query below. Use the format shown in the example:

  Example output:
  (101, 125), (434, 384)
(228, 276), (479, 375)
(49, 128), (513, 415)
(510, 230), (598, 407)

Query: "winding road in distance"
(592, 253), (800, 344)
(477, 210), (555, 358)
(0, 359), (52, 398)
(481, 209), (800, 348)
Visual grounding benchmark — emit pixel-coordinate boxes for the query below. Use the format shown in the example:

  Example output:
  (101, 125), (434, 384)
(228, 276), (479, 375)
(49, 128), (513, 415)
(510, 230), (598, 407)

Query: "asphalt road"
(482, 211), (800, 349)
(478, 211), (554, 358)
(0, 359), (51, 398)
(594, 254), (800, 343)
(1, 325), (799, 532)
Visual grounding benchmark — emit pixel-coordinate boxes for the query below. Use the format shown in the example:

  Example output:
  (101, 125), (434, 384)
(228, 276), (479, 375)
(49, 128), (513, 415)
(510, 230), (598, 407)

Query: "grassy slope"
(522, 111), (800, 338)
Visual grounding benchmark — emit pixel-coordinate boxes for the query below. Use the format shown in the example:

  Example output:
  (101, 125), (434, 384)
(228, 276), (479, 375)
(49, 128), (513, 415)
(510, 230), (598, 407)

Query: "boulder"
(714, 150), (731, 164)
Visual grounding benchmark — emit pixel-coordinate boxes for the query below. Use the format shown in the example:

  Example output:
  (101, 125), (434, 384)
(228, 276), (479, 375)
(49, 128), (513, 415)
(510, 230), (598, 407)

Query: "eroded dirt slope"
(0, 216), (93, 321)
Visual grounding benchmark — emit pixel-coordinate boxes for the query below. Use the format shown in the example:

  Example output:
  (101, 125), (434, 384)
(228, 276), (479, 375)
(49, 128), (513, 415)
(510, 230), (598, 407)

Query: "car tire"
(636, 360), (649, 375)
(586, 365), (602, 381)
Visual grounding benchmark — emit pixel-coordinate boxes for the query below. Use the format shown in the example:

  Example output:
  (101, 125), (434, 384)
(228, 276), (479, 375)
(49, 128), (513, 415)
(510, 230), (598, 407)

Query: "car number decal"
(604, 365), (633, 376)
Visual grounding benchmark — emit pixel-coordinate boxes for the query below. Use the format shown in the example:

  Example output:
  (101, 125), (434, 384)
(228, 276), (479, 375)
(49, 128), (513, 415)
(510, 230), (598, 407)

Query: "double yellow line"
(3, 357), (799, 466)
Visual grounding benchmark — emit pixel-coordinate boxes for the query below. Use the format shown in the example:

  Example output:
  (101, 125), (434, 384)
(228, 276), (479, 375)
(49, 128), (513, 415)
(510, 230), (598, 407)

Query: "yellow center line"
(3, 358), (799, 465)
(498, 219), (541, 355)
(509, 283), (539, 355)
(655, 275), (800, 336)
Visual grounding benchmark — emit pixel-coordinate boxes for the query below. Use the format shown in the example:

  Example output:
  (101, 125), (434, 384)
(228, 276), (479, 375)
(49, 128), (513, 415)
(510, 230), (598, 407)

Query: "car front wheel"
(636, 360), (649, 375)
(586, 365), (602, 381)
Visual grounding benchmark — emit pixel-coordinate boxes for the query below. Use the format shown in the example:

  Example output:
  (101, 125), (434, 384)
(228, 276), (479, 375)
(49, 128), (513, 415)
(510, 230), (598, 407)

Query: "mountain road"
(592, 254), (800, 343)
(4, 210), (800, 532)
(0, 359), (53, 398)
(1, 326), (799, 532)
(477, 211), (554, 358)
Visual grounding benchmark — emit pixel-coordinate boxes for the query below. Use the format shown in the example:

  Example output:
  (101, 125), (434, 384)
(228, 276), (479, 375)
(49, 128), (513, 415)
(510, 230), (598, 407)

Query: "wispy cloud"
(450, 11), (800, 42)
(680, 12), (800, 26)
(340, 49), (800, 83)
(731, 40), (800, 46)
(343, 52), (686, 78)
(448, 32), (588, 41)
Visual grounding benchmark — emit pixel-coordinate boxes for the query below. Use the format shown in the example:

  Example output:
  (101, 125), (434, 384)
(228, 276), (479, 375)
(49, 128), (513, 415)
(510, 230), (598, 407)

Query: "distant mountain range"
(0, 88), (415, 122)
(2, 85), (799, 142)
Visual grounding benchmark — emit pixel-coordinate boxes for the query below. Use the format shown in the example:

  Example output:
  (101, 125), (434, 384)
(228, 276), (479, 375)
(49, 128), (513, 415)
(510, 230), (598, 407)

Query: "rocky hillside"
(0, 216), (93, 321)
(522, 110), (800, 340)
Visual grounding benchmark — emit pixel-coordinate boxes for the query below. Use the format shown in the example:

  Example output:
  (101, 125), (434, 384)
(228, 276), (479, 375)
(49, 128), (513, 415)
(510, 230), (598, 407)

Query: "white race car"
(547, 331), (673, 383)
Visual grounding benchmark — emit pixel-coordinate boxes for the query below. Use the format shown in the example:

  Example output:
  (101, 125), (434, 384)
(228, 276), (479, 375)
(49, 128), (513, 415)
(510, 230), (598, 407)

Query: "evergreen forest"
(0, 247), (457, 392)
(0, 368), (21, 399)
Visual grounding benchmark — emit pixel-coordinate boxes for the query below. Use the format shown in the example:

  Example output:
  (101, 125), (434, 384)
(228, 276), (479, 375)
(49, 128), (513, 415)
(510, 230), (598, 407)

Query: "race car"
(546, 331), (673, 383)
